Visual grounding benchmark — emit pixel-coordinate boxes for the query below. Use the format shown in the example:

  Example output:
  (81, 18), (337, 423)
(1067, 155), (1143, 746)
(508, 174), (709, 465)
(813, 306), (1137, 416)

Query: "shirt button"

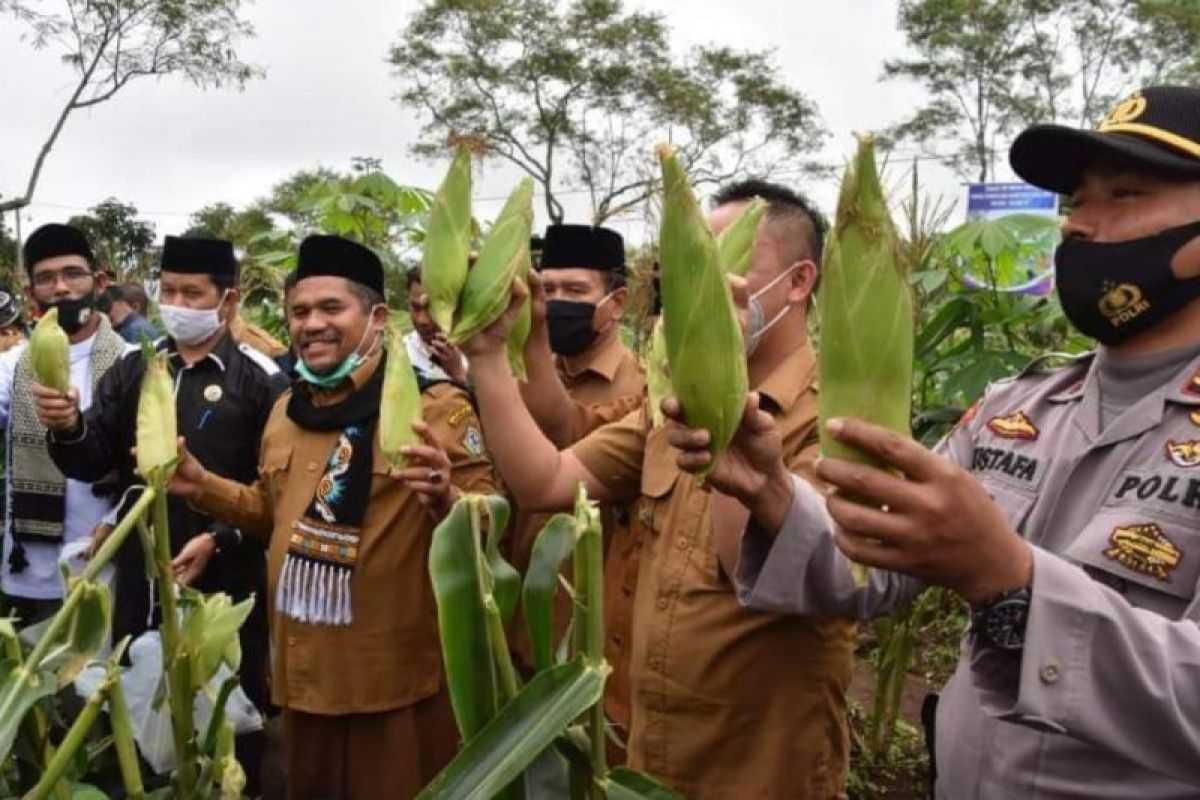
(675, 537), (688, 550)
(622, 585), (633, 597)
(611, 634), (623, 646)
(1040, 662), (1060, 684)
(287, 636), (297, 647)
(656, 597), (669, 610)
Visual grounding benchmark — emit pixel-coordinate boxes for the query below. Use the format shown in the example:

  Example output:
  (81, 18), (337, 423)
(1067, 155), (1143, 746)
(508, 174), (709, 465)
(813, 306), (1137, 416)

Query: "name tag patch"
(972, 447), (1039, 483)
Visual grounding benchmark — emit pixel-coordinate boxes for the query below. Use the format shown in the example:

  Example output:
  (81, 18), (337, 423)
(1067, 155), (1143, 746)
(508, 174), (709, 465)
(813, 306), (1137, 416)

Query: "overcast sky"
(0, 0), (1003, 247)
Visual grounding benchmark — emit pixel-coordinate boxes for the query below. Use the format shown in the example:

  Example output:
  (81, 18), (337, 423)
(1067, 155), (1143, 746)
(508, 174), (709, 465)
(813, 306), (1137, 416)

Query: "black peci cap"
(540, 224), (625, 274)
(295, 235), (385, 296)
(160, 236), (237, 277)
(22, 224), (94, 273)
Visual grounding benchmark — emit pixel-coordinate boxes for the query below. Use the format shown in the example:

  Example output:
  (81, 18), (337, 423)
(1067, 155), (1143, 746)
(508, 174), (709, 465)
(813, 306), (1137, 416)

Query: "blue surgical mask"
(746, 264), (799, 355)
(296, 316), (381, 388)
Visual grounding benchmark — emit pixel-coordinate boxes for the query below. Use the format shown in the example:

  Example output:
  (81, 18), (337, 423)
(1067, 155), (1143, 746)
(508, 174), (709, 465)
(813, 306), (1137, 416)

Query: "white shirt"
(0, 334), (119, 600)
(403, 329), (466, 383)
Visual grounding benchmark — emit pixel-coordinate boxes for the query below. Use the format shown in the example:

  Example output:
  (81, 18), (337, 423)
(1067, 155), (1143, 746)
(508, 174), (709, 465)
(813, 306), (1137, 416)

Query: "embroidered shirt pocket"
(978, 477), (1038, 534)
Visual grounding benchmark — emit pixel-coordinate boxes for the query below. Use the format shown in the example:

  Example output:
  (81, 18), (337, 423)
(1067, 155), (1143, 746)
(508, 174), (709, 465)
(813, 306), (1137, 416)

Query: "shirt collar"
(164, 328), (235, 373)
(755, 338), (816, 414)
(559, 332), (627, 382)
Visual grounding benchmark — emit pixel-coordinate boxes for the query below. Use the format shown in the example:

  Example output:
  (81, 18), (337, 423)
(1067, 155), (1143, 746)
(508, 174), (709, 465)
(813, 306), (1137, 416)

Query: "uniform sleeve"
(966, 546), (1200, 783)
(424, 385), (497, 498)
(569, 404), (648, 505)
(192, 469), (273, 539)
(47, 352), (136, 483)
(735, 407), (979, 621)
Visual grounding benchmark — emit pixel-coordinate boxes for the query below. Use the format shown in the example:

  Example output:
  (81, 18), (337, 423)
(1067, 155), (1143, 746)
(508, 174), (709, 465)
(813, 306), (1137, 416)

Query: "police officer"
(670, 85), (1200, 796)
(32, 235), (287, 792)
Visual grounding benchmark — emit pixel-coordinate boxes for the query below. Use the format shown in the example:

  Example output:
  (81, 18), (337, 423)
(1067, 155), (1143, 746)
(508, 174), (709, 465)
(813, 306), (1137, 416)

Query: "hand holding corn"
(392, 419), (458, 516)
(457, 278), (529, 359)
(30, 381), (81, 433)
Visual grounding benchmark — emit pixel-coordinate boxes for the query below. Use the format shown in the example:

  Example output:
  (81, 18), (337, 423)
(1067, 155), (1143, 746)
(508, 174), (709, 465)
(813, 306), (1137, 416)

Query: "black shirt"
(47, 330), (288, 642)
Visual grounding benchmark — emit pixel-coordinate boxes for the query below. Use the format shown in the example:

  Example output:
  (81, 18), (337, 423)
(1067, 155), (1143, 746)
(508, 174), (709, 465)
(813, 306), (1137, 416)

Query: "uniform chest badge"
(203, 384), (223, 403)
(986, 411), (1039, 441)
(1167, 440), (1200, 468)
(1190, 410), (1200, 427)
(449, 405), (473, 427)
(1104, 523), (1182, 582)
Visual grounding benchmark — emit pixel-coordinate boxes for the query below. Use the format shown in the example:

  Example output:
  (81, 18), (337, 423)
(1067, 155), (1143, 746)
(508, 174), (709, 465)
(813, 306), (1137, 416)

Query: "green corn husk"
(818, 134), (914, 586)
(29, 307), (69, 393)
(424, 146), (474, 333)
(136, 340), (178, 484)
(644, 319), (670, 428)
(379, 324), (423, 472)
(656, 143), (748, 474)
(450, 177), (534, 345)
(717, 196), (767, 277)
(506, 271), (532, 382)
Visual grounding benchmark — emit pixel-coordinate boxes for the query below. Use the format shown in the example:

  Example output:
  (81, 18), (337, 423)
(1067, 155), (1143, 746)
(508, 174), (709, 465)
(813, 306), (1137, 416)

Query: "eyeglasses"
(31, 267), (94, 289)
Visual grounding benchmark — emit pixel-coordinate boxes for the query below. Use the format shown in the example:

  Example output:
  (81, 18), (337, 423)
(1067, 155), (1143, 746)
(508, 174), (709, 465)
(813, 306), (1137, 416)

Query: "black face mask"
(1054, 220), (1200, 345)
(39, 294), (96, 335)
(547, 299), (600, 356)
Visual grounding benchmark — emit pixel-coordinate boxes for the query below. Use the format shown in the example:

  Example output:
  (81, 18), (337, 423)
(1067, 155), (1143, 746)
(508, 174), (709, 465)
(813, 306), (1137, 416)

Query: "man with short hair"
(462, 185), (857, 798)
(100, 282), (160, 343)
(0, 223), (124, 625)
(675, 85), (1200, 796)
(34, 235), (287, 791)
(167, 234), (497, 799)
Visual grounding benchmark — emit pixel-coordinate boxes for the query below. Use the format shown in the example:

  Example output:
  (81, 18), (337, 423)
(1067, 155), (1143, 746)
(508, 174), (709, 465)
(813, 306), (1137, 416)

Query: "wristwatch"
(972, 586), (1031, 651)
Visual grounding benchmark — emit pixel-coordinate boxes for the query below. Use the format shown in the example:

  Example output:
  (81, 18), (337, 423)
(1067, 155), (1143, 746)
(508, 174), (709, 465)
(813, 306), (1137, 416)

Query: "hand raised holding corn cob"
(31, 381), (82, 433)
(392, 419), (458, 517)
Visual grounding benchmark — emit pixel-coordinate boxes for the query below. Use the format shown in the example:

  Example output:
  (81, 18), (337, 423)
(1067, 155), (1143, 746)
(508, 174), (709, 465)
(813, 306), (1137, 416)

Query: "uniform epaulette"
(1005, 350), (1095, 383)
(238, 342), (282, 376)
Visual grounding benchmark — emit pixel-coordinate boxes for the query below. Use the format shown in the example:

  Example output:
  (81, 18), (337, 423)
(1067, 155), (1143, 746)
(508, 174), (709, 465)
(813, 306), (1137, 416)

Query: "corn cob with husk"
(136, 340), (178, 484)
(506, 258), (533, 382)
(646, 194), (765, 427)
(656, 143), (748, 473)
(379, 323), (424, 472)
(449, 177), (534, 345)
(818, 134), (913, 586)
(717, 196), (767, 277)
(423, 146), (474, 334)
(30, 307), (70, 393)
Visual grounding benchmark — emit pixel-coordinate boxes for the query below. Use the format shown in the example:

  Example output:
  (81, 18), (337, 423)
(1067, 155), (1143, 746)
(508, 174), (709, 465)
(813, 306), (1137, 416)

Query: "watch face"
(984, 596), (1029, 650)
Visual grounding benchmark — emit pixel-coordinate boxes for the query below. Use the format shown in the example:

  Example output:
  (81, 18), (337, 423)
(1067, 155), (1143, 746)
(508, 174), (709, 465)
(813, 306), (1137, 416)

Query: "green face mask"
(296, 318), (379, 388)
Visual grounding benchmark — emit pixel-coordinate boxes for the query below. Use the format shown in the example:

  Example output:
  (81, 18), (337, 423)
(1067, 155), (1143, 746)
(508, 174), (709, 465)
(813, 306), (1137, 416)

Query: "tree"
(0, 0), (261, 226)
(67, 197), (156, 279)
(390, 0), (825, 224)
(884, 0), (1200, 182)
(184, 201), (275, 247)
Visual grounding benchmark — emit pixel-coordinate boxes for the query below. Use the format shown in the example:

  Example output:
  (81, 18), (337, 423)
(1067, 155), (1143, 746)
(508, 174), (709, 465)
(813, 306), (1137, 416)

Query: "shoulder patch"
(448, 404), (473, 427)
(238, 342), (282, 376)
(462, 424), (485, 457)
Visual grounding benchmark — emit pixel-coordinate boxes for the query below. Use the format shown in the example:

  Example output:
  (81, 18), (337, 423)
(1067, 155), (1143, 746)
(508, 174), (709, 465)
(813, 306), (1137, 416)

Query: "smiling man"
(667, 85), (1200, 797)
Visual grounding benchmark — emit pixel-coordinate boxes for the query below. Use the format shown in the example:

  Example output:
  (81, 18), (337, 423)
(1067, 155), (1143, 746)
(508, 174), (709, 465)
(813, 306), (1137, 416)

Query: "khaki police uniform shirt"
(192, 351), (496, 714)
(739, 351), (1200, 798)
(573, 339), (857, 799)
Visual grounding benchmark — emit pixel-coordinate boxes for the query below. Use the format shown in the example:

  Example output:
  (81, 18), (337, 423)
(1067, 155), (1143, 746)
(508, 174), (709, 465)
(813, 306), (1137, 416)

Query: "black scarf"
(277, 356), (385, 626)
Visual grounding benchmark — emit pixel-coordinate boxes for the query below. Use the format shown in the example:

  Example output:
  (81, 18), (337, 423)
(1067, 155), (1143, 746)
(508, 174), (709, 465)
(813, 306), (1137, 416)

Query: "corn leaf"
(430, 498), (499, 739)
(423, 147), (474, 333)
(179, 588), (254, 690)
(480, 495), (520, 628)
(522, 514), (578, 672)
(0, 660), (56, 760)
(603, 767), (687, 800)
(656, 143), (748, 474)
(36, 577), (112, 685)
(416, 656), (607, 800)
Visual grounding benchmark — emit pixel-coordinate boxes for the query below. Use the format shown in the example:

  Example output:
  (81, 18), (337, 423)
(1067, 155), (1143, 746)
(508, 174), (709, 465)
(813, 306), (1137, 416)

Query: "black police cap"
(1011, 85), (1200, 194)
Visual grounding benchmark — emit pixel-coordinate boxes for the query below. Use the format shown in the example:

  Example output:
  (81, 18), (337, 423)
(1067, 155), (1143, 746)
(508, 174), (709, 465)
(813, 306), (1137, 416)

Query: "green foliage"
(390, 0), (825, 223)
(884, 0), (1200, 181)
(67, 198), (156, 280)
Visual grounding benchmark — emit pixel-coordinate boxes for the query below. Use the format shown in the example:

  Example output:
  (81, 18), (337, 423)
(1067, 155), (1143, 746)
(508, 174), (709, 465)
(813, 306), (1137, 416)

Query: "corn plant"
(420, 486), (683, 800)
